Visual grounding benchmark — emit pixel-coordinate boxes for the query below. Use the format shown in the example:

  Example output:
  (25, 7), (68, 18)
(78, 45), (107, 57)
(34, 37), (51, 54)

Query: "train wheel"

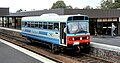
(76, 46), (81, 53)
(87, 46), (91, 53)
(28, 38), (34, 43)
(83, 46), (91, 54)
(51, 44), (59, 54)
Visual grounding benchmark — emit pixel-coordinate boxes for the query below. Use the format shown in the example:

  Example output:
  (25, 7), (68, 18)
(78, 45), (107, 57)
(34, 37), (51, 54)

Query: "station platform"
(90, 35), (120, 52)
(91, 35), (120, 47)
(0, 39), (56, 63)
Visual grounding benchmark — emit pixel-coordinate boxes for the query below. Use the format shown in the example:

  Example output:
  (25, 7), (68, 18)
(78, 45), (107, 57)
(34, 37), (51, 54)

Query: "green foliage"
(16, 9), (23, 12)
(51, 0), (72, 9)
(115, 0), (120, 3)
(51, 0), (66, 9)
(66, 5), (73, 9)
(100, 0), (120, 9)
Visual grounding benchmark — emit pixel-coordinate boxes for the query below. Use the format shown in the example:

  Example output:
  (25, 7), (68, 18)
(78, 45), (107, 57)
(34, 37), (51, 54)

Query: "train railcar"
(21, 13), (90, 52)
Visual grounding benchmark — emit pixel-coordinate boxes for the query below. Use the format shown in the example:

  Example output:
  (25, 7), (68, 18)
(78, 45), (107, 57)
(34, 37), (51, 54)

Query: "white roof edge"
(22, 14), (88, 22)
(40, 13), (59, 17)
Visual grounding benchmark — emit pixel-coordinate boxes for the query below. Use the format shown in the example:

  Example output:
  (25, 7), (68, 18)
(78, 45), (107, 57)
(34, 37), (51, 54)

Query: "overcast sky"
(0, 0), (101, 12)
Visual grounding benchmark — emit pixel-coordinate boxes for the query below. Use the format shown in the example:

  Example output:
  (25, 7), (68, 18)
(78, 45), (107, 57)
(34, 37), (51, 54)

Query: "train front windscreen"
(67, 22), (89, 34)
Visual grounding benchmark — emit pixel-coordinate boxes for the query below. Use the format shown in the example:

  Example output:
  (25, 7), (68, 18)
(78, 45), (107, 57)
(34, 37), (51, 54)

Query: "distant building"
(0, 8), (9, 27)
(0, 7), (9, 16)
(0, 8), (120, 35)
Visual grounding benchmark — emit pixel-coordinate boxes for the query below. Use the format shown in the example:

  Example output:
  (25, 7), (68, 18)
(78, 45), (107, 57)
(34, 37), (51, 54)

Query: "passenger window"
(39, 22), (42, 29)
(43, 22), (47, 29)
(22, 22), (27, 27)
(54, 23), (59, 31)
(48, 22), (53, 30)
(31, 22), (34, 28)
(35, 22), (38, 28)
(85, 17), (88, 20)
(28, 22), (31, 27)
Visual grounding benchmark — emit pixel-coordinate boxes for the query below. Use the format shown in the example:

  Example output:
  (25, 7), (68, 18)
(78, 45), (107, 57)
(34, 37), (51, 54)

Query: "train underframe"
(23, 35), (90, 53)
(66, 42), (91, 53)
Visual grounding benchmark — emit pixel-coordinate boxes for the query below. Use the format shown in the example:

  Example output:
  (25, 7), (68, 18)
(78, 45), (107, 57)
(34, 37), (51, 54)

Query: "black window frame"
(31, 22), (35, 28)
(39, 22), (43, 29)
(73, 16), (84, 20)
(43, 22), (47, 29)
(35, 22), (38, 28)
(21, 22), (27, 27)
(85, 16), (88, 20)
(27, 22), (31, 27)
(48, 22), (53, 30)
(54, 22), (59, 31)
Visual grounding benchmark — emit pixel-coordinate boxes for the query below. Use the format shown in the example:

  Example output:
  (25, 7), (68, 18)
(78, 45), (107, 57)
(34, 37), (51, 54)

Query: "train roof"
(21, 13), (88, 22)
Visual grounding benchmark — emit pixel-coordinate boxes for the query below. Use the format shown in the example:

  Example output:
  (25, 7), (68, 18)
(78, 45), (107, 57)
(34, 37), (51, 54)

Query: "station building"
(0, 8), (120, 35)
(0, 8), (9, 27)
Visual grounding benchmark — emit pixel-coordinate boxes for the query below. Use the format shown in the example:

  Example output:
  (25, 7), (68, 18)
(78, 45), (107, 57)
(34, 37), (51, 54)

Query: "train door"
(60, 22), (67, 45)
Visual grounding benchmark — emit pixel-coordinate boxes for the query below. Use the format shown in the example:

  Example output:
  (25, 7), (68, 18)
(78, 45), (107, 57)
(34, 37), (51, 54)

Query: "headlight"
(72, 38), (75, 40)
(87, 36), (89, 39)
(80, 37), (82, 40)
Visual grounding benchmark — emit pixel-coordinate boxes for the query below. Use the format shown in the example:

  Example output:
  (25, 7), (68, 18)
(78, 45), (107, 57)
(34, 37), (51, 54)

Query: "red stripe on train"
(67, 34), (90, 44)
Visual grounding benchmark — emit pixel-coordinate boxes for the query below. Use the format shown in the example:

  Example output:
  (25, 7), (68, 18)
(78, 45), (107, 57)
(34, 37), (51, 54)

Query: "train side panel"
(21, 27), (60, 45)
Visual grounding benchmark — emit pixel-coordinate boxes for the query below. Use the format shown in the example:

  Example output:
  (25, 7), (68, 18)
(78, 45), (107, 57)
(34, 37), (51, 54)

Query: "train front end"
(66, 16), (90, 51)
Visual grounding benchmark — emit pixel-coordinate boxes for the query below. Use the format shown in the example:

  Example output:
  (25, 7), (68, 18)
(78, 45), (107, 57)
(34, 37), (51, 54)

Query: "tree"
(51, 0), (72, 9)
(95, 6), (101, 9)
(66, 5), (73, 9)
(51, 0), (66, 9)
(83, 5), (93, 9)
(16, 9), (23, 12)
(100, 0), (120, 9)
(100, 0), (114, 9)
(74, 7), (79, 9)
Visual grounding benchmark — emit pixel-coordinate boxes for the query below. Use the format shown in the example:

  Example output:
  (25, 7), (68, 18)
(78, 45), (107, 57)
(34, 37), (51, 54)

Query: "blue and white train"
(21, 13), (90, 52)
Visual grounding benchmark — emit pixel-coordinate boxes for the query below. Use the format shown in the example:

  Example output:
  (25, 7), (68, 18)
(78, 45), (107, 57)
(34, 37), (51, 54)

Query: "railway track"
(60, 50), (113, 63)
(0, 32), (63, 63)
(0, 32), (114, 63)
